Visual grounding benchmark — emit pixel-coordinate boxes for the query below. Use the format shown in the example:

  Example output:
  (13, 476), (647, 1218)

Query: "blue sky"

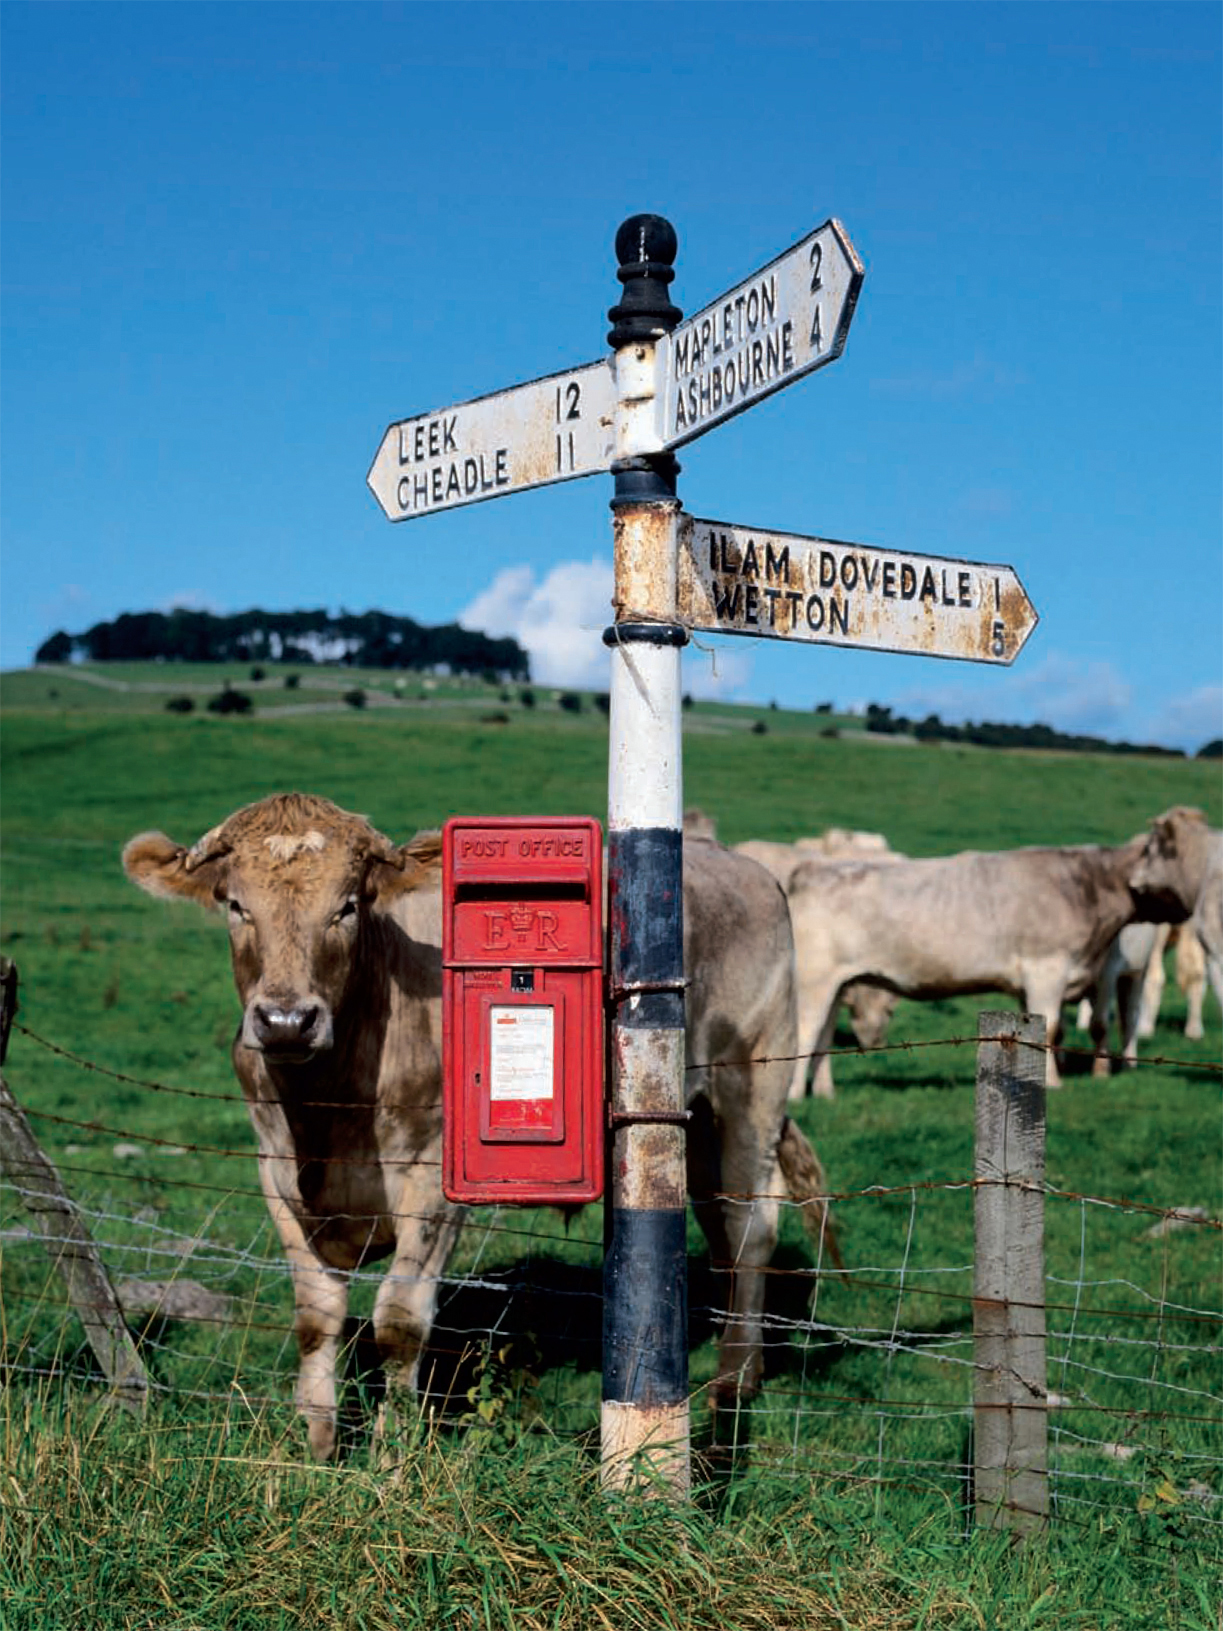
(3, 1), (1220, 750)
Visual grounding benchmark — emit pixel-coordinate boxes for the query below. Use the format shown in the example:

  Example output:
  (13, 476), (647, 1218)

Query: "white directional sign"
(368, 220), (865, 521)
(678, 515), (1038, 665)
(658, 219), (863, 451)
(367, 359), (616, 522)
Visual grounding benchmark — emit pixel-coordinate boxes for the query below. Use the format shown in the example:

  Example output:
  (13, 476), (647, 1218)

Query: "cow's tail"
(778, 1115), (843, 1272)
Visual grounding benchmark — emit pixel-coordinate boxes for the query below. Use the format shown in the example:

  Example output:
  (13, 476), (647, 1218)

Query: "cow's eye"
(330, 899), (359, 929)
(227, 899), (251, 926)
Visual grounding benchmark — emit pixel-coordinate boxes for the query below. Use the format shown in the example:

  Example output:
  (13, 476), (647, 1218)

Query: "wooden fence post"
(0, 958), (148, 1412)
(973, 1010), (1048, 1536)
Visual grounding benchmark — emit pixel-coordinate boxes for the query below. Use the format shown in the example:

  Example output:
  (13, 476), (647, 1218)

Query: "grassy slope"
(2, 670), (1220, 1628)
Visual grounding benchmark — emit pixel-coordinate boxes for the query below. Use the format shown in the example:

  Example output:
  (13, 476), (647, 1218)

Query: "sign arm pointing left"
(367, 358), (618, 521)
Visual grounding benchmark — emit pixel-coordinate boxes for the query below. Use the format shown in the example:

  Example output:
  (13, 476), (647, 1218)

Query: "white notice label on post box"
(489, 1007), (555, 1100)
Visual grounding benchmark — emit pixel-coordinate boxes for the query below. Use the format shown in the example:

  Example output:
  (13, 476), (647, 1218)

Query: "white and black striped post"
(600, 216), (691, 1495)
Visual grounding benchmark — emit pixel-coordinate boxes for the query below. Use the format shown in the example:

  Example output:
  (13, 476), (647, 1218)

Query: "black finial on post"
(608, 214), (682, 347)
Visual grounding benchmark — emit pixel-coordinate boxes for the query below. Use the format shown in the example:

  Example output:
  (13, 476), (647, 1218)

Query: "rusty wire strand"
(12, 1018), (1222, 1119)
(0, 1285), (1216, 1428)
(6, 1144), (1221, 1318)
(8, 1093), (1223, 1238)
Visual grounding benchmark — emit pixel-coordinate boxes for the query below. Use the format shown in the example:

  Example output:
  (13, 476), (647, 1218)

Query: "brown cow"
(124, 795), (456, 1458)
(782, 823), (1172, 1096)
(125, 794), (834, 1455)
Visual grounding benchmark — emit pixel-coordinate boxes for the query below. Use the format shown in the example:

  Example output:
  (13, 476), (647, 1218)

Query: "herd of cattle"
(123, 796), (1221, 1458)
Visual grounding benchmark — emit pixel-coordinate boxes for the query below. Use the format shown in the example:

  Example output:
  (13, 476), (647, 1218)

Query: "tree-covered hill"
(35, 607), (528, 680)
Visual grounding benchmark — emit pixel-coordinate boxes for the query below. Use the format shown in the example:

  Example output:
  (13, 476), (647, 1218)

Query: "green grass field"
(2, 665), (1220, 1628)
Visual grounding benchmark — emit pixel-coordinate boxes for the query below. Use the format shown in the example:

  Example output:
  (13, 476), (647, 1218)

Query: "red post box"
(442, 816), (604, 1205)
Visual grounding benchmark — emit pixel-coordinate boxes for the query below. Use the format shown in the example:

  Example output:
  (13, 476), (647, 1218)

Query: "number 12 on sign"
(367, 360), (617, 522)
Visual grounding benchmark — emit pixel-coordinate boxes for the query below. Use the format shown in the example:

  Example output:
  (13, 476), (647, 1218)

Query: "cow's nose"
(252, 1002), (322, 1051)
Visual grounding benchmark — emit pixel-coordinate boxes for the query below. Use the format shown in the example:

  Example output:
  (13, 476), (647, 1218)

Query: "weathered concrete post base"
(601, 1399), (691, 1495)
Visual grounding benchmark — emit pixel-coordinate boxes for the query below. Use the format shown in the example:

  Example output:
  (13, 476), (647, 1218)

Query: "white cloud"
(460, 556), (761, 698)
(956, 485), (1015, 520)
(681, 640), (754, 700)
(38, 582), (93, 629)
(459, 558), (613, 689)
(871, 350), (1029, 401)
(1148, 685), (1223, 755)
(893, 651), (1133, 737)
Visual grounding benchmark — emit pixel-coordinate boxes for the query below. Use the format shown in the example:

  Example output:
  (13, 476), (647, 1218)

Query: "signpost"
(366, 211), (1038, 1507)
(367, 359), (616, 521)
(678, 516), (1038, 664)
(658, 220), (863, 450)
(366, 219), (863, 520)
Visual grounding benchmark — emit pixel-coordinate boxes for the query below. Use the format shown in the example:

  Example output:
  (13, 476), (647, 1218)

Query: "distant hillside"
(35, 608), (529, 681)
(860, 703), (1191, 759)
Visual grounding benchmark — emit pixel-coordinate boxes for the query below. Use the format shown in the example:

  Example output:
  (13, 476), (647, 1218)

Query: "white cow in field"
(734, 830), (901, 1095)
(1129, 806), (1223, 1024)
(1075, 922), (1171, 1073)
(734, 828), (894, 888)
(1175, 922), (1211, 1039)
(783, 823), (1170, 1097)
(1077, 915), (1214, 1062)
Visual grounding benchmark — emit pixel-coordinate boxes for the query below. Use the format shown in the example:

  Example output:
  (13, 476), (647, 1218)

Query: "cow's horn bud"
(184, 827), (232, 872)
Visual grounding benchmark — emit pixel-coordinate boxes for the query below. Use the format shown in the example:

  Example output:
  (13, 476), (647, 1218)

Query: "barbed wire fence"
(2, 976), (1219, 1544)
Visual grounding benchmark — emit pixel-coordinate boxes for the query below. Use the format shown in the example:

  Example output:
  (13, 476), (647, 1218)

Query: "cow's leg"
(1184, 978), (1206, 1041)
(686, 1090), (729, 1263)
(706, 1151), (783, 1408)
(1136, 925), (1169, 1038)
(291, 1258), (350, 1458)
(810, 1015), (838, 1097)
(1086, 950), (1122, 1077)
(372, 1188), (464, 1448)
(1022, 964), (1069, 1088)
(1117, 972), (1144, 1068)
(1205, 952), (1223, 1021)
(789, 983), (841, 1101)
(259, 1177), (349, 1459)
(1178, 927), (1208, 1039)
(1088, 982), (1113, 1078)
(701, 1063), (788, 1411)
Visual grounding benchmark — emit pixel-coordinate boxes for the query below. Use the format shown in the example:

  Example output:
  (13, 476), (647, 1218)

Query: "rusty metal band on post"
(606, 975), (689, 998)
(609, 1107), (692, 1129)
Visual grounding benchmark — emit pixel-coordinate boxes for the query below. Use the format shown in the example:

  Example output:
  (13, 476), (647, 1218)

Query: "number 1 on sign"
(556, 380), (580, 472)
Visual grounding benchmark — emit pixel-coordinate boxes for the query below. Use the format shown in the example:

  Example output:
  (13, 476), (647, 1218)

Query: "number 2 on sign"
(809, 240), (824, 351)
(556, 380), (581, 472)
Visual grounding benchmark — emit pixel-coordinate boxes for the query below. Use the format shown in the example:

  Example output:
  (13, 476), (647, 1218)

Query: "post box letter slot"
(451, 880), (589, 903)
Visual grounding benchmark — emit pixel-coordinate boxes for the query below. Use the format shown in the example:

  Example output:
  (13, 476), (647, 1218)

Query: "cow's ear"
(122, 832), (227, 909)
(366, 828), (443, 900)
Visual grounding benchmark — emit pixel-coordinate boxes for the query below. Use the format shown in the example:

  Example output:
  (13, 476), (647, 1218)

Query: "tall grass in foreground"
(1, 1387), (1217, 1631)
